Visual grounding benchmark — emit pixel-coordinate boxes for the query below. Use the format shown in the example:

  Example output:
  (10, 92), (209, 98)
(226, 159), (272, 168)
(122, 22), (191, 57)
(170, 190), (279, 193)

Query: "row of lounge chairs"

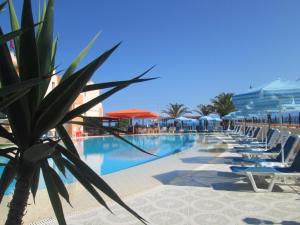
(227, 125), (300, 192)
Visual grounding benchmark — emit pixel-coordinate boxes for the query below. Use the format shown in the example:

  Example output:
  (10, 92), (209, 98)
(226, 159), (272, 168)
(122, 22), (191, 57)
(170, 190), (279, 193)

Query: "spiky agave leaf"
(68, 119), (156, 156)
(61, 158), (111, 212)
(36, 0), (47, 39)
(37, 0), (54, 101)
(47, 165), (71, 205)
(0, 1), (157, 224)
(58, 145), (148, 225)
(0, 21), (43, 45)
(51, 152), (66, 176)
(30, 165), (40, 202)
(61, 66), (156, 123)
(55, 125), (79, 158)
(42, 161), (67, 225)
(0, 1), (7, 12)
(23, 141), (58, 163)
(19, 0), (40, 114)
(0, 89), (30, 112)
(0, 160), (16, 203)
(50, 35), (58, 71)
(0, 76), (53, 123)
(0, 28), (19, 85)
(0, 77), (47, 97)
(0, 19), (43, 99)
(0, 147), (17, 161)
(82, 76), (158, 92)
(33, 43), (120, 137)
(0, 125), (14, 143)
(7, 0), (20, 61)
(0, 29), (22, 45)
(60, 32), (100, 82)
(0, 27), (31, 149)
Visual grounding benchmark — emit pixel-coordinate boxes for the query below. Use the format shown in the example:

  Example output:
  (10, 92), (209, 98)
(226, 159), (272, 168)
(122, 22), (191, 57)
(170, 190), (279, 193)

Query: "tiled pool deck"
(2, 133), (300, 225)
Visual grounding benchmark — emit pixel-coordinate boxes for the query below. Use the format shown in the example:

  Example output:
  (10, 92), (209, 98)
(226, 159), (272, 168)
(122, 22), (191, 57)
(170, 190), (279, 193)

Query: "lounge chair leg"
(267, 175), (276, 192)
(246, 172), (271, 193)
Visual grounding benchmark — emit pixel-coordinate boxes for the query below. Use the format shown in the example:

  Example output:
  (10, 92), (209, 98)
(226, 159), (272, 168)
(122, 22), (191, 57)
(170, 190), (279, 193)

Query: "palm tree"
(0, 1), (156, 224)
(211, 92), (235, 117)
(194, 104), (214, 116)
(162, 103), (191, 118)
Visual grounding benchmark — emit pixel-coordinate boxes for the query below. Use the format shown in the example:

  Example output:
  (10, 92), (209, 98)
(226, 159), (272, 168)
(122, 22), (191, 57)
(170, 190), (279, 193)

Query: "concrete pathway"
(31, 134), (300, 225)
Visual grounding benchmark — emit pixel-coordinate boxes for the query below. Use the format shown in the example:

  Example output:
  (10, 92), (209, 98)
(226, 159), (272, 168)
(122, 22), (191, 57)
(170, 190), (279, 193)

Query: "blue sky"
(1, 0), (300, 114)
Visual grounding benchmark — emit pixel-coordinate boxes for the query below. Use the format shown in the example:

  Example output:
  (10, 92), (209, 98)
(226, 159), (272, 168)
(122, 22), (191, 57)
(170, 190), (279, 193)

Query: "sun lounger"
(228, 125), (243, 136)
(238, 127), (262, 143)
(236, 143), (282, 158)
(235, 130), (290, 155)
(234, 135), (300, 166)
(230, 140), (300, 192)
(234, 129), (279, 149)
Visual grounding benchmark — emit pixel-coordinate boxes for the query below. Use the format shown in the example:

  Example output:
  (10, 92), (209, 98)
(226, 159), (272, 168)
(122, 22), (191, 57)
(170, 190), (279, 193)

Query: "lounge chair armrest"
(274, 173), (300, 177)
(244, 152), (278, 157)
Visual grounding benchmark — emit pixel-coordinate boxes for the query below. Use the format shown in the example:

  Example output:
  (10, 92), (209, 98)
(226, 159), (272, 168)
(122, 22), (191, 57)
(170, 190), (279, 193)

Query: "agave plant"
(161, 103), (191, 118)
(0, 0), (156, 224)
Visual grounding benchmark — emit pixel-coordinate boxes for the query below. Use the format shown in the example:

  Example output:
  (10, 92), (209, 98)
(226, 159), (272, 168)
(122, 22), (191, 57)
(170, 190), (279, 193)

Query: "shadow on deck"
(243, 217), (300, 225)
(180, 156), (241, 165)
(153, 170), (285, 192)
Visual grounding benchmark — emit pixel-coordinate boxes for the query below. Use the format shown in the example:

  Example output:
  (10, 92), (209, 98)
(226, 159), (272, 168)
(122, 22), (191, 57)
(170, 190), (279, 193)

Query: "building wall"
(67, 93), (84, 137)
(47, 76), (104, 137)
(83, 81), (104, 117)
(45, 75), (61, 96)
(10, 52), (104, 137)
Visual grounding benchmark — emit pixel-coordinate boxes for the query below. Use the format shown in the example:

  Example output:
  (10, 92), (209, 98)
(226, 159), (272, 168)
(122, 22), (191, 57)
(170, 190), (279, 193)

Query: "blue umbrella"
(201, 113), (223, 121)
(166, 119), (175, 124)
(175, 116), (197, 130)
(200, 114), (222, 131)
(175, 116), (192, 121)
(199, 116), (214, 121)
(223, 112), (235, 120)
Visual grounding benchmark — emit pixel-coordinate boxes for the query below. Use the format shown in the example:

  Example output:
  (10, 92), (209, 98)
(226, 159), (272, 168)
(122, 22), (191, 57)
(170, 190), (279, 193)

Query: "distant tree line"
(162, 92), (235, 118)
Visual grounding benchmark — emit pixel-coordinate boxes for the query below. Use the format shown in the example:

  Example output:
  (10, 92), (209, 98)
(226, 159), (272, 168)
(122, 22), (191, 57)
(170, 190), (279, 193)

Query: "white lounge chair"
(231, 140), (300, 193)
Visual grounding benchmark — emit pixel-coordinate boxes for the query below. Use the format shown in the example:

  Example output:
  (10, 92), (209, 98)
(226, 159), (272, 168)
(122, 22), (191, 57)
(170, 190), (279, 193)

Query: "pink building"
(47, 76), (104, 137)
(11, 52), (104, 137)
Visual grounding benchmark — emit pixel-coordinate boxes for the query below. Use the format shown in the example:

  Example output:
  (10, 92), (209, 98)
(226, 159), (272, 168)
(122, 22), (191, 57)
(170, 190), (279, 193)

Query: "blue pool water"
(1, 134), (198, 195)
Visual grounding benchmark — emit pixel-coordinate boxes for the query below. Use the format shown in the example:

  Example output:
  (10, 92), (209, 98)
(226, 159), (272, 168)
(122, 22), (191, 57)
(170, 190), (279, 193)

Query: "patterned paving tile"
(31, 148), (300, 225)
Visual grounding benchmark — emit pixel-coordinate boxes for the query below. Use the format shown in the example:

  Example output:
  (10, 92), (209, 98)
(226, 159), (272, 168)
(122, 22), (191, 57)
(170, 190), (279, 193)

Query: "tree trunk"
(5, 165), (34, 225)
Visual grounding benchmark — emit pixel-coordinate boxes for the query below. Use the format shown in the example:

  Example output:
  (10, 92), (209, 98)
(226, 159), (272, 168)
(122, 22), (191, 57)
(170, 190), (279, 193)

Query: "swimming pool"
(1, 134), (199, 195)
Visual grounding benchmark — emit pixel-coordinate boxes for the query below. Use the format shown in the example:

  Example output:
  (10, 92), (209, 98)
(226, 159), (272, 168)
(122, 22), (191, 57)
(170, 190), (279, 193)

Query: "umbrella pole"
(244, 118), (246, 135)
(264, 112), (268, 150)
(260, 118), (264, 144)
(280, 109), (284, 164)
(257, 114), (263, 147)
(133, 117), (135, 134)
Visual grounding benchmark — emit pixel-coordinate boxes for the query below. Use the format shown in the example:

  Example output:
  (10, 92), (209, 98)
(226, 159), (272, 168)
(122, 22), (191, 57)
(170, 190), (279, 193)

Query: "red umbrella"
(106, 109), (159, 119)
(106, 109), (160, 133)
